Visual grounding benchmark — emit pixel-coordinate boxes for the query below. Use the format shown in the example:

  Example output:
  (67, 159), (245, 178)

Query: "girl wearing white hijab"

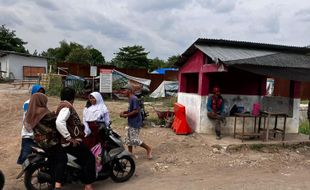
(83, 92), (110, 149)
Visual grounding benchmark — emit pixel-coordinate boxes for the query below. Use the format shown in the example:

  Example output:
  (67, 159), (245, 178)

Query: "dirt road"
(1, 84), (310, 190)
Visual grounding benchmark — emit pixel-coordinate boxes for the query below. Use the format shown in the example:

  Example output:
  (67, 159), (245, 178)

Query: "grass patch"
(300, 100), (309, 104)
(299, 120), (310, 135)
(249, 144), (265, 150)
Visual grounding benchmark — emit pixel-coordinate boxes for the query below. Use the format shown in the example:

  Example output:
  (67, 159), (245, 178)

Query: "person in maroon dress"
(83, 92), (110, 150)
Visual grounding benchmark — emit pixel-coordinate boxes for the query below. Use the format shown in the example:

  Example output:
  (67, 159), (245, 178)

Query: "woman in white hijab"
(83, 92), (110, 149)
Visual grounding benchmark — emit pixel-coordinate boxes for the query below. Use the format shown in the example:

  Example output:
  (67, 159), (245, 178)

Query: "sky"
(1, 0), (310, 61)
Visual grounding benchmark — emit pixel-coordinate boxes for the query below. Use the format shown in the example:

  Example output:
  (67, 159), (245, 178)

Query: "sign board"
(90, 66), (97, 77)
(99, 69), (113, 93)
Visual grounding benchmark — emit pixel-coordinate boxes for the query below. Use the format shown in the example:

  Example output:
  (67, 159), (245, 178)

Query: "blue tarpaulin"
(151, 68), (178, 75)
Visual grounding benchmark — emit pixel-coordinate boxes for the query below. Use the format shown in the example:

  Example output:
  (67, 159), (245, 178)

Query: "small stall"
(176, 38), (310, 139)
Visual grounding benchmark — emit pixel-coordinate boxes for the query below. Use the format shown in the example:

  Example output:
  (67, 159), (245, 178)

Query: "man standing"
(56, 87), (96, 190)
(207, 86), (226, 140)
(120, 84), (152, 159)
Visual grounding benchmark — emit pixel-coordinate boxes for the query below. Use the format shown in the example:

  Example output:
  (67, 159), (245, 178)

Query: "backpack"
(33, 112), (60, 149)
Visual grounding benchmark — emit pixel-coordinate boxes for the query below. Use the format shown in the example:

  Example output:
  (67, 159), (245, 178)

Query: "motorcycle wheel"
(110, 155), (135, 183)
(0, 170), (4, 190)
(24, 164), (53, 190)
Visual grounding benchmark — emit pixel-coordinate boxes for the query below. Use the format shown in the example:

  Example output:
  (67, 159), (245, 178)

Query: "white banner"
(100, 70), (112, 93)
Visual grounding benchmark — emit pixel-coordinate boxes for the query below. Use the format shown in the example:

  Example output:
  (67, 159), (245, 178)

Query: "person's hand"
(68, 138), (80, 147)
(120, 111), (128, 118)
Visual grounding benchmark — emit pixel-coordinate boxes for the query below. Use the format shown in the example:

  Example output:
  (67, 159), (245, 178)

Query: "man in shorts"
(120, 84), (152, 159)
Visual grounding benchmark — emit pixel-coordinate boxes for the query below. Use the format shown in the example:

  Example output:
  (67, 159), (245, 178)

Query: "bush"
(299, 120), (310, 135)
(47, 74), (63, 97)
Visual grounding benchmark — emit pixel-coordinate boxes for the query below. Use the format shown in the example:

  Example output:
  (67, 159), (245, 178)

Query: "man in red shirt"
(207, 87), (226, 140)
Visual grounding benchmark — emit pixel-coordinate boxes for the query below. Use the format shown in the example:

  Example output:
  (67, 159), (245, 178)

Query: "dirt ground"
(1, 83), (310, 190)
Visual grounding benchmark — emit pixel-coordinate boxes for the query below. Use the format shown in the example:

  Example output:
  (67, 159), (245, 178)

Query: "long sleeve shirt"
(21, 99), (34, 138)
(55, 107), (72, 141)
(82, 108), (111, 136)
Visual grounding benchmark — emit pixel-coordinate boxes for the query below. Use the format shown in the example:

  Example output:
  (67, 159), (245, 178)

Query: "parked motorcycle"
(17, 123), (135, 190)
(0, 169), (4, 190)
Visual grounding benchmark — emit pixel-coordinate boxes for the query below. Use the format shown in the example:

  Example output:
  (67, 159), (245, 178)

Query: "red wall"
(274, 78), (308, 99)
(208, 67), (266, 95)
(179, 51), (204, 73)
(179, 50), (267, 96)
(179, 51), (204, 93)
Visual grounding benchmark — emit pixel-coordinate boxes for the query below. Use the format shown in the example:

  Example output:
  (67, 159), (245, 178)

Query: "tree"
(149, 57), (166, 72)
(65, 46), (91, 64)
(89, 48), (105, 65)
(41, 41), (105, 65)
(166, 55), (181, 68)
(112, 45), (149, 69)
(0, 25), (28, 53)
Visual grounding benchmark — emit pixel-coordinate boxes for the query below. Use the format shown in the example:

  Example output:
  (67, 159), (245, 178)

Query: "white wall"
(178, 93), (202, 132)
(4, 54), (47, 80)
(178, 93), (300, 134)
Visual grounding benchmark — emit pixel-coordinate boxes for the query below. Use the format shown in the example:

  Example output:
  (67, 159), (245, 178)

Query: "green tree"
(89, 48), (105, 65)
(149, 57), (166, 71)
(166, 55), (181, 68)
(65, 46), (91, 64)
(41, 41), (105, 65)
(0, 25), (28, 53)
(112, 45), (149, 69)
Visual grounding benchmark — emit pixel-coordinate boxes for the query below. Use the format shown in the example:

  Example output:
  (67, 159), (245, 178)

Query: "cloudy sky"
(1, 0), (310, 61)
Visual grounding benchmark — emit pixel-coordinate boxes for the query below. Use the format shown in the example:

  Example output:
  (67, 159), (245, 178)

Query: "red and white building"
(176, 39), (310, 134)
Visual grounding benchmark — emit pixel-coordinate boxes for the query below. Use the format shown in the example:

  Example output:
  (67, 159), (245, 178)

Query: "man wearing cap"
(120, 83), (152, 159)
(207, 86), (226, 140)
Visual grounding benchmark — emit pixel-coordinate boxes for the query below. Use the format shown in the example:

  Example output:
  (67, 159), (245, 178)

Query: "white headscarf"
(83, 92), (108, 122)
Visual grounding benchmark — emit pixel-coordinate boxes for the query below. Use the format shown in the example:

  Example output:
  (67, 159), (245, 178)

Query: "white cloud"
(1, 0), (310, 60)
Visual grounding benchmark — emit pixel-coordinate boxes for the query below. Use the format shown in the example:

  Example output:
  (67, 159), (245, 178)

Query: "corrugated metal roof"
(227, 53), (310, 68)
(195, 44), (278, 61)
(233, 64), (310, 81)
(176, 38), (310, 67)
(195, 38), (310, 52)
(176, 38), (310, 81)
(0, 50), (47, 59)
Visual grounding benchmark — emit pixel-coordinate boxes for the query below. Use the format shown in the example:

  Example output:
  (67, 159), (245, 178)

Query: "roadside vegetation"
(299, 120), (310, 135)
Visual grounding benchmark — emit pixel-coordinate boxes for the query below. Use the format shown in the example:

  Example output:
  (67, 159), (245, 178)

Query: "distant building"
(0, 51), (47, 80)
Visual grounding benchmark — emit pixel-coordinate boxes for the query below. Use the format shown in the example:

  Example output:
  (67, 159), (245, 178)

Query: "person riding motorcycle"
(55, 87), (96, 190)
(23, 93), (67, 189)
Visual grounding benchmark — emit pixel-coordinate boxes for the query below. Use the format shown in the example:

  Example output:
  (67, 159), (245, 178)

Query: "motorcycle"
(17, 123), (135, 190)
(0, 169), (4, 190)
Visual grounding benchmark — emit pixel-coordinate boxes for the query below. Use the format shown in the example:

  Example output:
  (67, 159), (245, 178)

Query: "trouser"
(45, 144), (67, 184)
(17, 138), (37, 165)
(207, 112), (226, 137)
(64, 142), (96, 184)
